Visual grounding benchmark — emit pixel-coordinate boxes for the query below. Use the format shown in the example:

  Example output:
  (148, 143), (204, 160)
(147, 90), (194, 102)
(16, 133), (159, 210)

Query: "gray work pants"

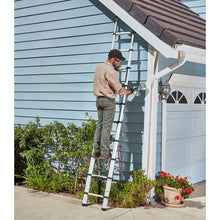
(93, 97), (115, 155)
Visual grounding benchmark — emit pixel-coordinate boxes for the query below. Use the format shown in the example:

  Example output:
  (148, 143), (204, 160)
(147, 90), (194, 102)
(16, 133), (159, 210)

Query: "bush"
(14, 117), (43, 183)
(14, 114), (97, 192)
(109, 170), (156, 208)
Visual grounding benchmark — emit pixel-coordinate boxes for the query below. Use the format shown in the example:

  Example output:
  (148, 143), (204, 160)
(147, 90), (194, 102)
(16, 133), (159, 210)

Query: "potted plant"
(155, 171), (195, 208)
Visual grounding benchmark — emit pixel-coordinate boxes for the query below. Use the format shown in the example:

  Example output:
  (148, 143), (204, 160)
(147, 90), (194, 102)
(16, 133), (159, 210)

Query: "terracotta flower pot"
(162, 185), (184, 208)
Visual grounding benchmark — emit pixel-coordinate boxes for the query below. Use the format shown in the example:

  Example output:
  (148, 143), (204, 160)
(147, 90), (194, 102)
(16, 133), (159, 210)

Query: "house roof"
(114, 0), (206, 49)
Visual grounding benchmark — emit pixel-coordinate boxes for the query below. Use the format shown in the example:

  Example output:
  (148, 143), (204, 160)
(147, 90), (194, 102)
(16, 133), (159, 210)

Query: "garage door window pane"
(179, 96), (187, 103)
(167, 95), (175, 103)
(167, 91), (187, 104)
(194, 92), (206, 104)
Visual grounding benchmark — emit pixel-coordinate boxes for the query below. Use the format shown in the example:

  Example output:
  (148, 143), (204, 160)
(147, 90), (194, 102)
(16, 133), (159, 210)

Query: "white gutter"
(176, 45), (206, 64)
(143, 49), (186, 180)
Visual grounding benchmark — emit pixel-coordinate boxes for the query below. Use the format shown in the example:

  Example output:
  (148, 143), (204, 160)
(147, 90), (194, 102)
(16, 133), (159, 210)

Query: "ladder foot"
(102, 208), (108, 211)
(82, 203), (87, 206)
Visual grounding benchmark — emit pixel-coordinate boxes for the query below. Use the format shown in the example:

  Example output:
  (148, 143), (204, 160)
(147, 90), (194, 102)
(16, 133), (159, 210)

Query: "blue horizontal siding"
(14, 1), (93, 18)
(179, 0), (206, 19)
(14, 50), (147, 67)
(14, 0), (76, 9)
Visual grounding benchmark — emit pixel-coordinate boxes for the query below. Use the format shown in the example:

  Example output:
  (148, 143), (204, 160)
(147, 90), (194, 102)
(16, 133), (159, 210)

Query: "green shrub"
(14, 114), (97, 192)
(109, 170), (156, 208)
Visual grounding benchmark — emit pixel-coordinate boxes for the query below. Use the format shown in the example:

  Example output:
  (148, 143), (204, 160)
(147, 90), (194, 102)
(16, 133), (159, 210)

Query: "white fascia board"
(176, 45), (206, 64)
(98, 0), (178, 59)
(98, 0), (206, 64)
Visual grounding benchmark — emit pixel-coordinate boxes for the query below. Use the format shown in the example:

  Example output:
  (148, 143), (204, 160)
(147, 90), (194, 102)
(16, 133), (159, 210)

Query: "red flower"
(185, 188), (192, 195)
(192, 187), (195, 191)
(175, 195), (180, 200)
(160, 171), (168, 177)
(178, 179), (183, 183)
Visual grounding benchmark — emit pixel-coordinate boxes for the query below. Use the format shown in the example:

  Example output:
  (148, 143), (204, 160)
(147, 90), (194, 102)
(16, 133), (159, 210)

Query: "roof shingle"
(114, 0), (206, 49)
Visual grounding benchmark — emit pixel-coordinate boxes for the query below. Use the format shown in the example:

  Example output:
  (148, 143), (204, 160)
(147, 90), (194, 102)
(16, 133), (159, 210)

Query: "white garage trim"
(161, 73), (206, 172)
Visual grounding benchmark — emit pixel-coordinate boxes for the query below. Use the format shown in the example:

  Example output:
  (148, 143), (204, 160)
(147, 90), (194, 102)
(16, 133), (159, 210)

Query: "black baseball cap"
(108, 49), (126, 61)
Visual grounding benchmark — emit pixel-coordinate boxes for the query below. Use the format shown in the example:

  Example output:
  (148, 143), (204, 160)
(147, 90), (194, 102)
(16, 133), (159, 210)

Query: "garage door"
(165, 74), (206, 184)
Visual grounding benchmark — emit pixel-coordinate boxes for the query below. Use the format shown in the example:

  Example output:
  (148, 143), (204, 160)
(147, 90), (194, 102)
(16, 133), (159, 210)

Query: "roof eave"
(97, 0), (206, 64)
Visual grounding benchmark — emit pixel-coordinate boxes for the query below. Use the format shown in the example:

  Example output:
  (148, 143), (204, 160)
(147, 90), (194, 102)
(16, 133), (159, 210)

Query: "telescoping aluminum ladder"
(82, 17), (135, 211)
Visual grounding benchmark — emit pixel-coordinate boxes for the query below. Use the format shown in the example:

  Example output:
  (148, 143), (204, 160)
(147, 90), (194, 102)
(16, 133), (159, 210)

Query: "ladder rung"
(119, 49), (129, 52)
(115, 31), (132, 35)
(119, 49), (134, 52)
(88, 193), (104, 198)
(113, 121), (123, 124)
(92, 174), (107, 179)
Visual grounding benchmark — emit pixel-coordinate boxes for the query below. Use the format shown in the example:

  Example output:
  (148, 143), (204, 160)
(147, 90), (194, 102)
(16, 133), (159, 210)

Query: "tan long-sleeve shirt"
(93, 61), (124, 99)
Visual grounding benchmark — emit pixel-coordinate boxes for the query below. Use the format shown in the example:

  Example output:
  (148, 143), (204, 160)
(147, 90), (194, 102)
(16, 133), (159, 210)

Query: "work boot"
(100, 153), (112, 159)
(92, 152), (100, 158)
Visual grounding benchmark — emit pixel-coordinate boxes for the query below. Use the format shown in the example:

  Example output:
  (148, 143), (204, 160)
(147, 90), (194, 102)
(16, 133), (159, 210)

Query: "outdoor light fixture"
(158, 80), (171, 102)
(139, 83), (149, 95)
(139, 83), (147, 91)
(130, 83), (149, 97)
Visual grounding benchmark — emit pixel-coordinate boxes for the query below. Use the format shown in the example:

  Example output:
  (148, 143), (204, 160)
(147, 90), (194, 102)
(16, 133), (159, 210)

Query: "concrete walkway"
(14, 182), (206, 220)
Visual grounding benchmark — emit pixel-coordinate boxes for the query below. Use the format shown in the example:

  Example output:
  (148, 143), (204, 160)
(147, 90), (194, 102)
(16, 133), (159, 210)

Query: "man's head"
(108, 49), (126, 61)
(108, 49), (126, 67)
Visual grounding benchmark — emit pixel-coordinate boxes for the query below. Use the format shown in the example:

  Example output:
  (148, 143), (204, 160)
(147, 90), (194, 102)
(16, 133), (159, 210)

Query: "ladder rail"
(82, 157), (95, 205)
(111, 17), (119, 50)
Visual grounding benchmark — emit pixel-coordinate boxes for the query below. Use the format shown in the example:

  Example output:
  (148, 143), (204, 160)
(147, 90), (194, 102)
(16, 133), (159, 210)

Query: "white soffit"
(168, 73), (206, 88)
(98, 0), (206, 64)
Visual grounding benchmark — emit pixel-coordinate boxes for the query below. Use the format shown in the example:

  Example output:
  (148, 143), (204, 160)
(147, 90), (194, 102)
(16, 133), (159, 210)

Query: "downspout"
(144, 50), (186, 180)
(146, 51), (186, 88)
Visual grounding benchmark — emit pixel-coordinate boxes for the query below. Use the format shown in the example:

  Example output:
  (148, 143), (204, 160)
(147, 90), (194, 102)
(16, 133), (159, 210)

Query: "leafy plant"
(14, 117), (44, 183)
(14, 114), (97, 193)
(155, 171), (195, 200)
(109, 170), (156, 208)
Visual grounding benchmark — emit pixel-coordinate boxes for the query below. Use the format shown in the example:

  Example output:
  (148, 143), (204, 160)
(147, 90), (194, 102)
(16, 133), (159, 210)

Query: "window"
(194, 92), (206, 104)
(167, 91), (187, 104)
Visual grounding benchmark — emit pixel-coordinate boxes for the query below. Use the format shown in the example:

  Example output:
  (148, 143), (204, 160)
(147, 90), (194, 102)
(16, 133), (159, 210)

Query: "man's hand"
(123, 89), (133, 95)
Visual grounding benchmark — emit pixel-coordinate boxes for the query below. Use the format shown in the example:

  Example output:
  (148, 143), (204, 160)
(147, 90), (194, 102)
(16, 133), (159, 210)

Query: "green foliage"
(14, 117), (43, 182)
(14, 114), (97, 193)
(109, 170), (156, 208)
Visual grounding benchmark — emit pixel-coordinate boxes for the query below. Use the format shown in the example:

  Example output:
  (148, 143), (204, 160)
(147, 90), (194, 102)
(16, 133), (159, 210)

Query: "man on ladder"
(82, 17), (136, 210)
(92, 49), (132, 159)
